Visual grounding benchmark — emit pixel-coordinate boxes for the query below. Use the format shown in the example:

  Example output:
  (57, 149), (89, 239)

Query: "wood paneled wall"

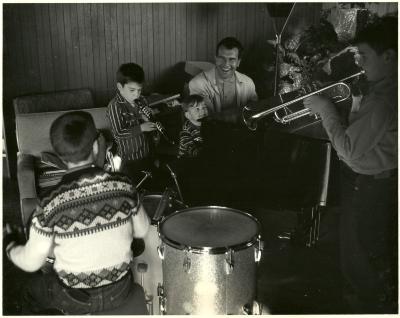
(3, 3), (323, 107)
(3, 3), (323, 173)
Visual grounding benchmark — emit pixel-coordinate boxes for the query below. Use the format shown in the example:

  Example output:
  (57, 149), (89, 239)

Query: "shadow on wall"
(239, 39), (276, 100)
(152, 62), (192, 96)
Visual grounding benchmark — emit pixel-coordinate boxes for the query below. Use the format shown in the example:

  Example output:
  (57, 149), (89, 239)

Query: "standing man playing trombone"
(304, 16), (397, 313)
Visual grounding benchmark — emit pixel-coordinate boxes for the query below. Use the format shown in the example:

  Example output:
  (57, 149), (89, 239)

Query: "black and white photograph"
(2, 1), (398, 315)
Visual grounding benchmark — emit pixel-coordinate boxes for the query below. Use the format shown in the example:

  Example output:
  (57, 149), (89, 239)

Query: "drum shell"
(159, 206), (260, 315)
(132, 225), (162, 314)
(132, 194), (186, 315)
(162, 245), (257, 315)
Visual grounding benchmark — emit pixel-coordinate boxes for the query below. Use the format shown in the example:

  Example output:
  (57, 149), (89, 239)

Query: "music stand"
(266, 3), (296, 96)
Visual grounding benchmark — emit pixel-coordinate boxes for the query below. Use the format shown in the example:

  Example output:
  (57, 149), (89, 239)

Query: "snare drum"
(157, 206), (263, 315)
(132, 193), (187, 315)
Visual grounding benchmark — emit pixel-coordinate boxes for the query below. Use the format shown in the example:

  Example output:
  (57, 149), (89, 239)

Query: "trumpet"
(135, 96), (175, 145)
(242, 70), (365, 130)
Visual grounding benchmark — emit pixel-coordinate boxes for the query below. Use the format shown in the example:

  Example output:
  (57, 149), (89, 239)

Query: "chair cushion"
(15, 107), (110, 157)
(13, 88), (94, 114)
(35, 132), (111, 194)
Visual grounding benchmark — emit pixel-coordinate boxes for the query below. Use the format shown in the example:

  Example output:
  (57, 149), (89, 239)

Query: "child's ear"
(184, 111), (190, 120)
(383, 49), (396, 64)
(117, 83), (123, 92)
(92, 139), (99, 158)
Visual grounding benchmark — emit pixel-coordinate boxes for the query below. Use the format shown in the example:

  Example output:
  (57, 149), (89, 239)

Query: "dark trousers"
(20, 269), (148, 315)
(339, 163), (397, 313)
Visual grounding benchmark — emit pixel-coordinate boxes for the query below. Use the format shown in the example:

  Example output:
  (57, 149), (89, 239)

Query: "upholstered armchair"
(13, 89), (112, 231)
(182, 61), (214, 97)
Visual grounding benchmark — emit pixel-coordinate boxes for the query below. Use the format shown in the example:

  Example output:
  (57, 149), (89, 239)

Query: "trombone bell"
(242, 105), (259, 131)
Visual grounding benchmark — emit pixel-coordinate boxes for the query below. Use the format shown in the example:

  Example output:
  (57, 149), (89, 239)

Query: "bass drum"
(131, 193), (187, 315)
(158, 206), (263, 315)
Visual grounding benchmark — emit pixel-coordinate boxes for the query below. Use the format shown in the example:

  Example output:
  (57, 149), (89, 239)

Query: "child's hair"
(116, 63), (145, 85)
(181, 94), (204, 112)
(216, 37), (244, 59)
(50, 111), (98, 163)
(354, 15), (397, 54)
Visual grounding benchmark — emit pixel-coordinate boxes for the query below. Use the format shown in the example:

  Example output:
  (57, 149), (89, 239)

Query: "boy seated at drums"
(178, 94), (209, 158)
(106, 62), (158, 181)
(4, 111), (150, 315)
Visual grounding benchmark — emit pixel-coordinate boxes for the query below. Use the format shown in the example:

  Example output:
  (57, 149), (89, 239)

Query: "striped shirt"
(106, 92), (150, 161)
(178, 120), (203, 158)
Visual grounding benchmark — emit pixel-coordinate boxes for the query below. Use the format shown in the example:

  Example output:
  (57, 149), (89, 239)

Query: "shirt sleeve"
(107, 102), (142, 139)
(248, 79), (258, 102)
(9, 206), (54, 272)
(321, 96), (392, 162)
(130, 192), (150, 238)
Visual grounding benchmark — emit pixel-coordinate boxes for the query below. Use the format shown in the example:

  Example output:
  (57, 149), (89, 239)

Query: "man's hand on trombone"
(303, 95), (335, 118)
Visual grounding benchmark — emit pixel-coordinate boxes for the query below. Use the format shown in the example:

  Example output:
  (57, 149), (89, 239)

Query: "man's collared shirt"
(188, 67), (258, 115)
(216, 74), (237, 111)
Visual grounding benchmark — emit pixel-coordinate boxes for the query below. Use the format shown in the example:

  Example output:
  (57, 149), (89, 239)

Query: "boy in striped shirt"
(106, 63), (157, 180)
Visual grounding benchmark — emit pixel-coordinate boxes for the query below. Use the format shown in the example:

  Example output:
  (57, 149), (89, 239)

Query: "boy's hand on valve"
(140, 121), (157, 132)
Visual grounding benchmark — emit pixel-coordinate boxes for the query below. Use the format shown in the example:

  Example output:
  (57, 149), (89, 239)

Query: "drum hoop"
(142, 193), (188, 225)
(142, 194), (187, 208)
(158, 205), (261, 254)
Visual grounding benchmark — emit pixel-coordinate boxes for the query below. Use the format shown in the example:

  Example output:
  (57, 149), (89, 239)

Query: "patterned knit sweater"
(31, 166), (141, 288)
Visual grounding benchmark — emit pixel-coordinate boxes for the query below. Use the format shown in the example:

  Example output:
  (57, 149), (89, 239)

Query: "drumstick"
(153, 188), (171, 221)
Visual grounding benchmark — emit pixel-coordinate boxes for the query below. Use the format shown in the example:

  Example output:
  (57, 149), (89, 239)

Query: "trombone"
(242, 70), (365, 130)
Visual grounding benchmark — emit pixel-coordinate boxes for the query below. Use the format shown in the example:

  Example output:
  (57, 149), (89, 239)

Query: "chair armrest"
(20, 198), (39, 230)
(17, 154), (38, 200)
(95, 131), (114, 168)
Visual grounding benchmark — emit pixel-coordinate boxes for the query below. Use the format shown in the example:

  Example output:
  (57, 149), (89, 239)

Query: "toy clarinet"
(135, 96), (175, 145)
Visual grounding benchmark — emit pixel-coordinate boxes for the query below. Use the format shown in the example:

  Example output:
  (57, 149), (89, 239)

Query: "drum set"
(133, 187), (265, 315)
(43, 166), (265, 315)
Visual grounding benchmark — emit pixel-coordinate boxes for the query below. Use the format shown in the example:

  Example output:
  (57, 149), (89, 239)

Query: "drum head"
(159, 206), (260, 252)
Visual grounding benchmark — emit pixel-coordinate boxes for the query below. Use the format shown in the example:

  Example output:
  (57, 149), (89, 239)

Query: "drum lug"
(225, 249), (234, 275)
(157, 283), (164, 297)
(183, 249), (191, 273)
(157, 244), (165, 260)
(158, 283), (167, 314)
(255, 236), (264, 263)
(242, 300), (263, 315)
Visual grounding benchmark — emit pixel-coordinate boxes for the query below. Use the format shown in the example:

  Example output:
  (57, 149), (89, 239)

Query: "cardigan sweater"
(188, 67), (258, 114)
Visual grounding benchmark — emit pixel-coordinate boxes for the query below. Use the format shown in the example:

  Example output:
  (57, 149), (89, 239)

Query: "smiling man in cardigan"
(189, 37), (258, 124)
